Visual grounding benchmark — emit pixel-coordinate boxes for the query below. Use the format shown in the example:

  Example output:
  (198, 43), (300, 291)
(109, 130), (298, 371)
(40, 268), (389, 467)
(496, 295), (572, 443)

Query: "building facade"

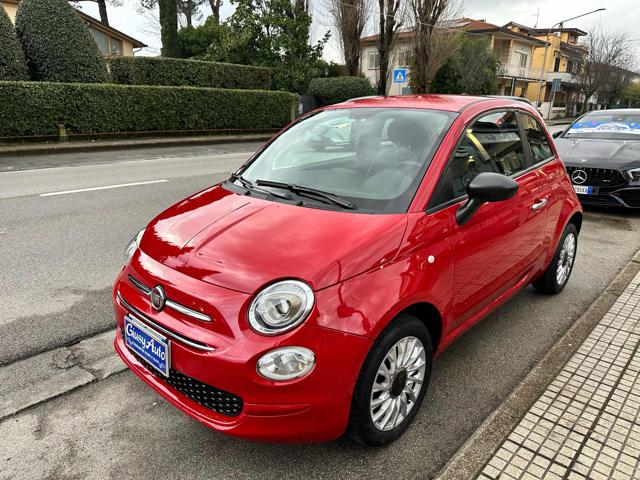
(359, 18), (589, 119)
(359, 19), (547, 98)
(1, 0), (146, 57)
(505, 23), (588, 119)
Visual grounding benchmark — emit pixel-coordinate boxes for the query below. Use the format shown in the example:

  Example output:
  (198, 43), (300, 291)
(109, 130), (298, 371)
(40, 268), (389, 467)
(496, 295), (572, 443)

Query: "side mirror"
(552, 131), (563, 139)
(456, 172), (519, 226)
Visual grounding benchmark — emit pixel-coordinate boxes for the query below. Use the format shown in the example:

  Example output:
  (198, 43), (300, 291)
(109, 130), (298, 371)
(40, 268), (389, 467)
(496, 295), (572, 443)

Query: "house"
(1, 0), (146, 57)
(504, 23), (588, 119)
(359, 18), (547, 97)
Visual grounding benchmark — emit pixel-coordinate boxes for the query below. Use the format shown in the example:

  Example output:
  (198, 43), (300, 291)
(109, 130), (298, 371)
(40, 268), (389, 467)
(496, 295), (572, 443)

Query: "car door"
(518, 112), (559, 256)
(427, 110), (548, 330)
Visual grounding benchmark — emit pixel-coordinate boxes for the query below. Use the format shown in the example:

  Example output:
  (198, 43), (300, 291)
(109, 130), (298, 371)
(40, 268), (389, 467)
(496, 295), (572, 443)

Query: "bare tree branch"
(577, 26), (637, 110)
(329, 0), (369, 76)
(70, 0), (123, 25)
(377, 0), (407, 95)
(408, 0), (465, 93)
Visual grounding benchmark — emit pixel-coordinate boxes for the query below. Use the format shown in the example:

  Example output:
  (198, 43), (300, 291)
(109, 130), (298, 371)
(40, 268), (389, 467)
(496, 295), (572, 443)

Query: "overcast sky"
(77, 0), (638, 61)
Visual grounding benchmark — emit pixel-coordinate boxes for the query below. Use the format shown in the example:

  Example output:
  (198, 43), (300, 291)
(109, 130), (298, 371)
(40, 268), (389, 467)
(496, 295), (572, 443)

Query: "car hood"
(555, 137), (640, 169)
(139, 185), (408, 293)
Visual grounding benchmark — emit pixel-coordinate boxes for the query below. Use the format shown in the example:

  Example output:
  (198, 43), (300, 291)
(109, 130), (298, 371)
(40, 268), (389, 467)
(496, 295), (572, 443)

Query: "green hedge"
(0, 6), (29, 80)
(0, 81), (295, 137)
(108, 57), (272, 90)
(308, 77), (375, 106)
(15, 0), (108, 83)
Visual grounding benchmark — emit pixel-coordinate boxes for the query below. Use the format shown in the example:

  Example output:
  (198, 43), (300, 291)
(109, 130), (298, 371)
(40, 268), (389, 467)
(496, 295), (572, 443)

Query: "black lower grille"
(566, 166), (627, 187)
(129, 348), (243, 417)
(619, 191), (640, 207)
(165, 369), (243, 416)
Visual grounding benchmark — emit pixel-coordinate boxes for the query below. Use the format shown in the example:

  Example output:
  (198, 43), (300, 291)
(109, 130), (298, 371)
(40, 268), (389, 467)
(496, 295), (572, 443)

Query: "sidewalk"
(477, 271), (640, 480)
(0, 133), (274, 157)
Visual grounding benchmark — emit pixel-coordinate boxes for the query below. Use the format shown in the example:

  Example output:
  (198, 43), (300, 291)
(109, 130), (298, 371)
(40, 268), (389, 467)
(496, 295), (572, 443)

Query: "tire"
(533, 223), (578, 294)
(347, 314), (433, 446)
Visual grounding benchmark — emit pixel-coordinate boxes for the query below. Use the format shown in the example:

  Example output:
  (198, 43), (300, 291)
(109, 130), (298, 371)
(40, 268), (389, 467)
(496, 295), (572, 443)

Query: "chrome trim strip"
(117, 291), (215, 352)
(128, 275), (151, 294)
(128, 275), (212, 322)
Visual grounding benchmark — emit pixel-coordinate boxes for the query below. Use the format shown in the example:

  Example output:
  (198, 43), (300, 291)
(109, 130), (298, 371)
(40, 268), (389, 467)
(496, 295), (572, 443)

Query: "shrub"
(0, 6), (28, 80)
(308, 77), (375, 106)
(108, 57), (272, 90)
(0, 81), (295, 137)
(15, 0), (108, 83)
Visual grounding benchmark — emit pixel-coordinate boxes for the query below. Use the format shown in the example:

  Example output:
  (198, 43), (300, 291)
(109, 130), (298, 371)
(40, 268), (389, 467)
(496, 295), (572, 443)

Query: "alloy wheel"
(556, 232), (576, 287)
(369, 336), (427, 432)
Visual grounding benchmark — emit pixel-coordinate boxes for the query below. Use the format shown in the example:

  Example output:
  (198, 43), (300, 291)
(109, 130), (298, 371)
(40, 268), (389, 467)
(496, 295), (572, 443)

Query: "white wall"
(360, 39), (413, 96)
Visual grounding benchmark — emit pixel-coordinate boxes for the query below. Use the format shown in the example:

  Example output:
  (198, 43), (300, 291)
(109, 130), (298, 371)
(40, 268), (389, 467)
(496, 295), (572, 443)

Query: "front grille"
(579, 195), (620, 206)
(166, 369), (243, 416)
(566, 166), (627, 187)
(130, 349), (243, 417)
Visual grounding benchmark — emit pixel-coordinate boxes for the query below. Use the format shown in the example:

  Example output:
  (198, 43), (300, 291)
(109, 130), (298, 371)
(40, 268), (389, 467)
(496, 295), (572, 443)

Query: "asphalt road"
(4, 130), (640, 479)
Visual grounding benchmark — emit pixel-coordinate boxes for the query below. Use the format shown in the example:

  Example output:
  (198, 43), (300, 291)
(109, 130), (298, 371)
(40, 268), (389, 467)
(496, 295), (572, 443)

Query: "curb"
(435, 248), (640, 480)
(0, 134), (274, 158)
(0, 330), (124, 422)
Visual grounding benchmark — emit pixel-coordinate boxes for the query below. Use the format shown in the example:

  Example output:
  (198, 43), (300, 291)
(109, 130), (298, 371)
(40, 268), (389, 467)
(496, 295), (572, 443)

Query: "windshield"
(565, 112), (640, 140)
(237, 108), (455, 213)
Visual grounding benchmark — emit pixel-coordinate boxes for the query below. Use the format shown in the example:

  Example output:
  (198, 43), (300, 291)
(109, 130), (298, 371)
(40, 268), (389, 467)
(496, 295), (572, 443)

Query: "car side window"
(431, 111), (527, 205)
(520, 113), (554, 164)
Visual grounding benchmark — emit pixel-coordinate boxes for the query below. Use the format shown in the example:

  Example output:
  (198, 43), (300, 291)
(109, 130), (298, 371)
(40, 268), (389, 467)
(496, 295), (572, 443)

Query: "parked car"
(113, 95), (582, 446)
(554, 109), (640, 208)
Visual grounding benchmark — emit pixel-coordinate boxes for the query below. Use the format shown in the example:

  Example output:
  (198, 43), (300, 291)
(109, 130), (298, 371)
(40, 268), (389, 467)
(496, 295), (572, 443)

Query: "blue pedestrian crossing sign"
(393, 68), (407, 83)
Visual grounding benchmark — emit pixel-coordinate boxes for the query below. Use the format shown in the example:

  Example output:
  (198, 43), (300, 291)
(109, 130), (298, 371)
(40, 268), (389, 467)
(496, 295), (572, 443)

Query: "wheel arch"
(399, 302), (443, 354)
(568, 211), (583, 233)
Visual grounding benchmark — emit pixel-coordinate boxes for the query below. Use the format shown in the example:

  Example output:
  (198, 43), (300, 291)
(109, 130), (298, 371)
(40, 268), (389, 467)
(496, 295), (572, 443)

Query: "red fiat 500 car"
(113, 95), (582, 446)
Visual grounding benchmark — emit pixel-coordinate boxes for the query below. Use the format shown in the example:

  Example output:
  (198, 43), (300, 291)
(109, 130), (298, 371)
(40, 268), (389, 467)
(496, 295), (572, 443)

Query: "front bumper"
(574, 187), (640, 208)
(113, 256), (373, 443)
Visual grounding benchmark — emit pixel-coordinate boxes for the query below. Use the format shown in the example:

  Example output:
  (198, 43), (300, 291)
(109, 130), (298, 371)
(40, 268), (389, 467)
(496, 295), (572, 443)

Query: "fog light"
(257, 347), (315, 381)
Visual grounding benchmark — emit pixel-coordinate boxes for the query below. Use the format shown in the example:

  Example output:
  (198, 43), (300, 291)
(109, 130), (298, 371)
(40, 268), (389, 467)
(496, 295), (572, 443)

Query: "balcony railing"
(498, 64), (544, 80)
(546, 71), (580, 84)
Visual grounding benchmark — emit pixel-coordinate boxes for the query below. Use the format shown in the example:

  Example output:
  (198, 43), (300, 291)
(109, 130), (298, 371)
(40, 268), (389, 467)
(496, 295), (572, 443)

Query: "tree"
(140, 0), (181, 56)
(0, 5), (29, 80)
(16, 0), (109, 83)
(576, 27), (637, 111)
(622, 83), (640, 108)
(203, 0), (329, 94)
(409, 0), (463, 93)
(177, 0), (207, 26)
(329, 0), (368, 76)
(69, 0), (123, 26)
(209, 0), (222, 22)
(178, 15), (227, 57)
(431, 35), (498, 95)
(158, 0), (181, 56)
(376, 0), (405, 95)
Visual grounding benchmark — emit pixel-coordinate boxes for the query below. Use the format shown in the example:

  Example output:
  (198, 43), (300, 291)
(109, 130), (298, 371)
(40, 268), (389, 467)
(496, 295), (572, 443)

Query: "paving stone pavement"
(478, 271), (640, 480)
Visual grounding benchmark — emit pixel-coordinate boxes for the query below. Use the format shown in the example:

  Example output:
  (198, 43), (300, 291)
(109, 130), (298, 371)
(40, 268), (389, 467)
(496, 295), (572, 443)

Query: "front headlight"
(248, 280), (314, 335)
(257, 347), (315, 380)
(125, 228), (145, 263)
(628, 168), (640, 182)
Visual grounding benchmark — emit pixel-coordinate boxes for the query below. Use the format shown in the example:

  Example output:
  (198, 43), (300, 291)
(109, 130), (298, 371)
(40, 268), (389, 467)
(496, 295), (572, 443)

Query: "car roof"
(582, 109), (640, 115)
(334, 94), (496, 113)
(485, 95), (535, 107)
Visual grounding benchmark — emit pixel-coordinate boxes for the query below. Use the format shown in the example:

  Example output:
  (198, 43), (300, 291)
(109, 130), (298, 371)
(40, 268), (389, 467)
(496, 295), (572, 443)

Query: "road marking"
(39, 179), (168, 197)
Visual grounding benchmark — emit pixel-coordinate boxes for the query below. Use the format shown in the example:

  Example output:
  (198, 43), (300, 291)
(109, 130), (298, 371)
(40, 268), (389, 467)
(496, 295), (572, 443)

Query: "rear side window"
(520, 113), (554, 163)
(432, 111), (527, 204)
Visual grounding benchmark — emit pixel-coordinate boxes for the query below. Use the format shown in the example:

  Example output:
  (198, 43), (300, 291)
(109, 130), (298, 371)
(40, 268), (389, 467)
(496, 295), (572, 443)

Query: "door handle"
(531, 198), (548, 211)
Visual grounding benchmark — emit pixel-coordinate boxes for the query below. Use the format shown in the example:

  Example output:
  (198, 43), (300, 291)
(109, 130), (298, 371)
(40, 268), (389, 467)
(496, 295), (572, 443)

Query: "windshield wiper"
(228, 173), (292, 200)
(255, 179), (357, 210)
